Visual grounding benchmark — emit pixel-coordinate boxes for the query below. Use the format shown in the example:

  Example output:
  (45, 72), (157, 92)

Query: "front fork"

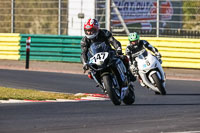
(90, 71), (103, 88)
(90, 70), (115, 94)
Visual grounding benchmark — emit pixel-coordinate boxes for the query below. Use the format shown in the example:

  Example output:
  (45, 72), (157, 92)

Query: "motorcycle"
(130, 49), (166, 95)
(85, 42), (135, 105)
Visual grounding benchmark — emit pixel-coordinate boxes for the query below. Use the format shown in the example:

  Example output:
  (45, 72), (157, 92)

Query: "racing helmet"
(84, 18), (99, 39)
(128, 32), (140, 43)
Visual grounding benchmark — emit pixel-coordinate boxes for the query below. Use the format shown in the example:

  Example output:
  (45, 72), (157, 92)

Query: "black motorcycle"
(85, 42), (135, 105)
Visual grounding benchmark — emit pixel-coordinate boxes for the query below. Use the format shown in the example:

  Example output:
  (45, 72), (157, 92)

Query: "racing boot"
(128, 71), (136, 82)
(138, 76), (145, 87)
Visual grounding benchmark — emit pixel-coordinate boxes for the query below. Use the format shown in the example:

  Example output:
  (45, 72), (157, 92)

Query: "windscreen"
(87, 42), (110, 58)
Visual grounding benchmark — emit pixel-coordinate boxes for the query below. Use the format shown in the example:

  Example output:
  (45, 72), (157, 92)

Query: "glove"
(158, 58), (162, 64)
(155, 55), (162, 64)
(83, 63), (89, 71)
(116, 47), (123, 55)
(155, 52), (162, 64)
(155, 52), (162, 58)
(156, 56), (162, 64)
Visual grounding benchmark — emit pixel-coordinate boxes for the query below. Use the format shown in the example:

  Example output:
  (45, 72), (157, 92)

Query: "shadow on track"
(133, 103), (200, 106)
(166, 93), (200, 96)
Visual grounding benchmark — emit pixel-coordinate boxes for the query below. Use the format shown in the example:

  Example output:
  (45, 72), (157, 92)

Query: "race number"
(89, 52), (108, 64)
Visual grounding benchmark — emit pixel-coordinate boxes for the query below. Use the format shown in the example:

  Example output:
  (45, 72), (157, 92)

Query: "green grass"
(0, 86), (86, 101)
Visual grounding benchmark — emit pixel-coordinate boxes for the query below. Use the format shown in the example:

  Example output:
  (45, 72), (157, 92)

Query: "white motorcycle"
(130, 49), (166, 95)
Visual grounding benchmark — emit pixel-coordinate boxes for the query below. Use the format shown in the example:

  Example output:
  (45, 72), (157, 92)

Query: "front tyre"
(152, 73), (166, 95)
(102, 75), (121, 105)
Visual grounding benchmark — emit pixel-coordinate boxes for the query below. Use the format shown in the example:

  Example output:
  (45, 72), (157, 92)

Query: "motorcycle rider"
(81, 18), (132, 85)
(125, 32), (162, 86)
(81, 18), (123, 71)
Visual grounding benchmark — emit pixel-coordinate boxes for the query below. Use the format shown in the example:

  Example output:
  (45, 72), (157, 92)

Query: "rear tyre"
(123, 84), (135, 105)
(103, 75), (121, 105)
(152, 73), (166, 95)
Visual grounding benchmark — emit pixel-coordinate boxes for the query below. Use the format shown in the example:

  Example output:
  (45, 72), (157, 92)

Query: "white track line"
(0, 93), (110, 103)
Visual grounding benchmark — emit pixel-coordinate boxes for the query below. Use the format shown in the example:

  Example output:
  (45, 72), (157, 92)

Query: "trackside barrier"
(116, 36), (200, 69)
(20, 34), (82, 62)
(1, 33), (200, 69)
(0, 33), (20, 60)
(25, 37), (31, 69)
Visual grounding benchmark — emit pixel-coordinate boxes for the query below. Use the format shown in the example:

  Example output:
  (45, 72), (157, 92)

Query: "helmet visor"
(130, 40), (139, 45)
(84, 28), (97, 35)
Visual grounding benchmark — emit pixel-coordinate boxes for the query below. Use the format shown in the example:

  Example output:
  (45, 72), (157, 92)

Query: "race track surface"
(0, 69), (200, 133)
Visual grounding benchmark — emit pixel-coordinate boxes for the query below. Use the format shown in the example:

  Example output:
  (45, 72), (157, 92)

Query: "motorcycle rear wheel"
(102, 75), (121, 105)
(123, 84), (135, 105)
(152, 73), (166, 95)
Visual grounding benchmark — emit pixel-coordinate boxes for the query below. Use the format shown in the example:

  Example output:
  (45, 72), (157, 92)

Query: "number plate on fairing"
(89, 52), (108, 64)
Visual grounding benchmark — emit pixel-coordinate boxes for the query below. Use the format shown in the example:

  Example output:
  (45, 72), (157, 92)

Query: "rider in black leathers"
(125, 32), (162, 66)
(80, 18), (137, 85)
(81, 18), (122, 70)
(125, 32), (162, 86)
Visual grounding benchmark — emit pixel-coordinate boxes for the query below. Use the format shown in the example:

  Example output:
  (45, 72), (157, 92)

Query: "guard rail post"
(26, 37), (31, 69)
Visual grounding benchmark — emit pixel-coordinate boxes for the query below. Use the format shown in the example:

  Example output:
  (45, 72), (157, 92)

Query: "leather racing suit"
(125, 40), (162, 75)
(81, 29), (121, 64)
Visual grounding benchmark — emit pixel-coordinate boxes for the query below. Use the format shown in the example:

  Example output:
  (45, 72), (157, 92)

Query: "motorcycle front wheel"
(152, 73), (166, 95)
(102, 75), (121, 105)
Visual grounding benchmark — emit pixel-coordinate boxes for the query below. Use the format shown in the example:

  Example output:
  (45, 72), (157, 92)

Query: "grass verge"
(0, 86), (86, 101)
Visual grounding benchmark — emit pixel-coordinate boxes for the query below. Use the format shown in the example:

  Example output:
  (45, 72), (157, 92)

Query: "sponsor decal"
(112, 0), (173, 25)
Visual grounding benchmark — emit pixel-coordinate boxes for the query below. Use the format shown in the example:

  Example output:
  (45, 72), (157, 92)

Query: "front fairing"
(88, 43), (128, 93)
(135, 50), (157, 73)
(136, 50), (165, 80)
(87, 42), (113, 71)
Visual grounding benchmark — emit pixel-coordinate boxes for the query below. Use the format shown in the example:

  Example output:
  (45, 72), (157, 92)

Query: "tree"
(183, 1), (200, 30)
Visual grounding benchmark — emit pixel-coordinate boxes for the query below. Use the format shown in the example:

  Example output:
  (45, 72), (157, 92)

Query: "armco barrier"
(1, 33), (200, 69)
(0, 33), (20, 60)
(116, 36), (200, 69)
(20, 34), (82, 62)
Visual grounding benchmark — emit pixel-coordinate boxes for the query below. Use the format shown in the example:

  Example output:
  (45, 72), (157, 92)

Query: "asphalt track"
(0, 69), (200, 133)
